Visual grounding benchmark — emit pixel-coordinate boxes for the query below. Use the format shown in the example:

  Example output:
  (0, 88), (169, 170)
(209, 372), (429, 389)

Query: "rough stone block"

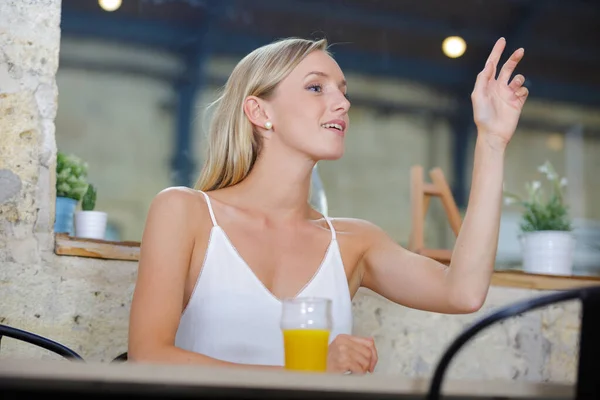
(0, 169), (21, 203)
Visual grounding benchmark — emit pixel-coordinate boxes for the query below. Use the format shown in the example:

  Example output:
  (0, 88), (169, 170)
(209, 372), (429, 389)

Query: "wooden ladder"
(409, 165), (463, 265)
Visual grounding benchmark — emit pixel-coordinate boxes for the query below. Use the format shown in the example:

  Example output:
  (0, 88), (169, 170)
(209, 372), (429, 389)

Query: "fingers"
(329, 335), (378, 374)
(474, 38), (505, 94)
(346, 335), (374, 347)
(346, 337), (374, 361)
(346, 336), (378, 373)
(369, 341), (379, 373)
(328, 346), (369, 374)
(508, 74), (525, 91)
(508, 74), (529, 100)
(474, 38), (525, 97)
(345, 346), (372, 373)
(498, 48), (525, 85)
(516, 86), (529, 98)
(485, 37), (507, 77)
(344, 359), (368, 374)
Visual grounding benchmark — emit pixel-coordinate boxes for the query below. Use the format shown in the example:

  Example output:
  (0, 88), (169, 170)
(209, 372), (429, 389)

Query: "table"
(0, 359), (574, 399)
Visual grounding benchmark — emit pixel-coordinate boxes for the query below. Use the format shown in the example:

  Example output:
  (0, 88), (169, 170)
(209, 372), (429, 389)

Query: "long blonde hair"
(194, 38), (329, 191)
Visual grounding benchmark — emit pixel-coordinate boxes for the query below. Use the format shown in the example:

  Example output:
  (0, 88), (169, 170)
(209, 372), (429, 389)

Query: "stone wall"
(353, 287), (580, 382)
(0, 0), (136, 361)
(0, 1), (580, 384)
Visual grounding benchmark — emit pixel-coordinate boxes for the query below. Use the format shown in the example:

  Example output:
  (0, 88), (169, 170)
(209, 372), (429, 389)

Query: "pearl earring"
(264, 121), (273, 130)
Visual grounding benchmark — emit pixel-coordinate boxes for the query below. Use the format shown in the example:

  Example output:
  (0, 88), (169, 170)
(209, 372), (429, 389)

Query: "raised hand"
(471, 37), (529, 150)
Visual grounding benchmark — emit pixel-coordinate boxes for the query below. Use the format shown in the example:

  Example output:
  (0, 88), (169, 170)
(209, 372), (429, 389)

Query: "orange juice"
(283, 329), (329, 372)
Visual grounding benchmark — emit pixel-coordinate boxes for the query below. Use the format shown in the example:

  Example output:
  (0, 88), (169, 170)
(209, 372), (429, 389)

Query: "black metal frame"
(427, 285), (600, 400)
(112, 352), (128, 362)
(0, 323), (84, 361)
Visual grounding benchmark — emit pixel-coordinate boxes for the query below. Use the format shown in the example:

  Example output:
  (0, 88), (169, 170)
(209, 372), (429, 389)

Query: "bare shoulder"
(150, 186), (213, 213)
(328, 217), (387, 242)
(146, 186), (210, 228)
(151, 186), (201, 207)
(327, 218), (395, 277)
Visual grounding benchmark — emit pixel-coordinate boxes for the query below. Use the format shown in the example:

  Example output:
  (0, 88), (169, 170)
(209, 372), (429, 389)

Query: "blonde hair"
(195, 37), (329, 191)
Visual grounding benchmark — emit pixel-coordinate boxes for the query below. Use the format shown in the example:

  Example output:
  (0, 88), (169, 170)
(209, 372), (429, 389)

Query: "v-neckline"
(213, 226), (334, 303)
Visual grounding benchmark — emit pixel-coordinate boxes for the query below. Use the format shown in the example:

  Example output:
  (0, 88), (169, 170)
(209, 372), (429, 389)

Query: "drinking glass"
(280, 297), (332, 372)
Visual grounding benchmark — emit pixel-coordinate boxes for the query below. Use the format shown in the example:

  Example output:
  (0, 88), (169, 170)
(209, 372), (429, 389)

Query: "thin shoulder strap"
(324, 216), (337, 241)
(198, 191), (218, 227)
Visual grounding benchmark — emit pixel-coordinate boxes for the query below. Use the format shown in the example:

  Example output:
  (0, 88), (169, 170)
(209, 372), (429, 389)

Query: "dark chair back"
(112, 351), (128, 362)
(427, 286), (600, 400)
(0, 323), (84, 361)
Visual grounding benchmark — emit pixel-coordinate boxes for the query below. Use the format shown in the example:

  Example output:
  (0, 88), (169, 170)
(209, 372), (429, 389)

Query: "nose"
(332, 90), (351, 113)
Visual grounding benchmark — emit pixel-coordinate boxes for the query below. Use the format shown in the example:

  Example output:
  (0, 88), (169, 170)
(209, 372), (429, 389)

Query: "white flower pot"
(521, 231), (574, 275)
(75, 211), (108, 240)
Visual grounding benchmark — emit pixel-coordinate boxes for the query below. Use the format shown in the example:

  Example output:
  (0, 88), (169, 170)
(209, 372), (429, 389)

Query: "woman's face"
(266, 50), (351, 161)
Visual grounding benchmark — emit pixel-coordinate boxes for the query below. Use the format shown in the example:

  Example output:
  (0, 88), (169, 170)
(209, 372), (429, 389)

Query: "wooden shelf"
(54, 233), (140, 261)
(53, 234), (600, 290)
(491, 269), (600, 291)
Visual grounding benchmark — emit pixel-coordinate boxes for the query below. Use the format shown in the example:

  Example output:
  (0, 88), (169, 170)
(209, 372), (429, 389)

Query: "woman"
(128, 36), (528, 374)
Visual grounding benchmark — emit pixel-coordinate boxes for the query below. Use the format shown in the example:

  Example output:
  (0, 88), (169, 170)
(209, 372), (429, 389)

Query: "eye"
(307, 83), (322, 93)
(344, 92), (350, 100)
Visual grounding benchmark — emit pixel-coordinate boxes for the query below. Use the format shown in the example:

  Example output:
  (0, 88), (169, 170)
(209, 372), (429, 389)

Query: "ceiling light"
(442, 36), (467, 59)
(98, 0), (122, 12)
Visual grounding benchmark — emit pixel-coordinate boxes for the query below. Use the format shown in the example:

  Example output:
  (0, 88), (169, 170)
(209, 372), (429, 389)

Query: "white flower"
(560, 177), (568, 187)
(537, 163), (548, 174)
(504, 197), (518, 206)
(538, 161), (558, 181)
(531, 181), (541, 191)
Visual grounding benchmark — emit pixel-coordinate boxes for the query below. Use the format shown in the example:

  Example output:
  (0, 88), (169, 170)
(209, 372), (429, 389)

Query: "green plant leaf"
(56, 151), (89, 201)
(81, 184), (97, 211)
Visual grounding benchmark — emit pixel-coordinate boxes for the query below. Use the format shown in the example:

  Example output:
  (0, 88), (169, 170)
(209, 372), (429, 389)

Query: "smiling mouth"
(321, 123), (344, 132)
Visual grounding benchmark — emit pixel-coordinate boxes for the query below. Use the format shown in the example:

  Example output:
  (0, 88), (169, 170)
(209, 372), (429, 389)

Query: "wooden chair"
(408, 165), (463, 265)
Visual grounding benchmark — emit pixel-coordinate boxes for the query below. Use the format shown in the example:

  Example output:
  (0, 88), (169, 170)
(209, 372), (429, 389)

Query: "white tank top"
(174, 191), (353, 366)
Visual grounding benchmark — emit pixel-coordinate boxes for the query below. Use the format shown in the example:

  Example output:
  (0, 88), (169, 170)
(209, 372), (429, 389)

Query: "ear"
(243, 96), (272, 132)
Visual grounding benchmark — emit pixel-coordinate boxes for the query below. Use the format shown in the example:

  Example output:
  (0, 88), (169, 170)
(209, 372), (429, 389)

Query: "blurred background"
(56, 0), (600, 271)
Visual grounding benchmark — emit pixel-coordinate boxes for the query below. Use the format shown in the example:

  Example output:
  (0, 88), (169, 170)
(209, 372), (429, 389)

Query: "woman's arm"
(128, 187), (281, 370)
(360, 38), (529, 314)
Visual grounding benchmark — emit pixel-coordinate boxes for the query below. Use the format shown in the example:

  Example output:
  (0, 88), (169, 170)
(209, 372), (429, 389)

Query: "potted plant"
(55, 152), (89, 235)
(504, 161), (574, 275)
(75, 184), (108, 240)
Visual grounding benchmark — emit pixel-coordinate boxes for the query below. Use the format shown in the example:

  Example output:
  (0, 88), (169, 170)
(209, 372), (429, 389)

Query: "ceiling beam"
(237, 0), (600, 64)
(61, 10), (200, 51)
(60, 9), (600, 107)
(209, 30), (600, 107)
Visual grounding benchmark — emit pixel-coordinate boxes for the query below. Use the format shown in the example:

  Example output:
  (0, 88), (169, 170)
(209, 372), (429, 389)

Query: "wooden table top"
(0, 359), (574, 399)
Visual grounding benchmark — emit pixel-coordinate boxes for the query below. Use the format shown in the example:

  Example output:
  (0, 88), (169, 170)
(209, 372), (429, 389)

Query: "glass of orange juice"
(281, 297), (332, 372)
